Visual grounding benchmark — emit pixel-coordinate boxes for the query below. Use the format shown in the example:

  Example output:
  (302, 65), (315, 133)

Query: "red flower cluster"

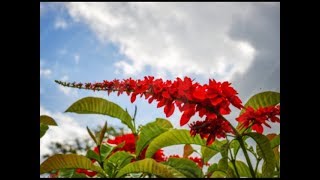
(236, 105), (280, 133)
(56, 77), (243, 139)
(189, 116), (233, 145)
(168, 155), (210, 168)
(107, 133), (136, 153)
(107, 133), (166, 162)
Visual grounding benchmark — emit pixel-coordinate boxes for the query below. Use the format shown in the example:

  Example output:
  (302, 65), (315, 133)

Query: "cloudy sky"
(40, 2), (279, 164)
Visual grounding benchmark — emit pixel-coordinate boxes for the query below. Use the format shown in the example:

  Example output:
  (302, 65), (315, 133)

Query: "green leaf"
(65, 97), (135, 133)
(104, 151), (135, 177)
(240, 91), (280, 115)
(229, 140), (240, 157)
(163, 157), (203, 178)
(40, 115), (57, 126)
(200, 139), (227, 163)
(72, 172), (88, 178)
(40, 154), (105, 176)
(207, 163), (218, 176)
(58, 168), (75, 178)
(269, 134), (280, 149)
(201, 146), (219, 163)
(267, 134), (280, 169)
(116, 158), (185, 178)
(98, 122), (108, 145)
(106, 151), (134, 169)
(211, 171), (227, 178)
(40, 123), (49, 138)
(87, 126), (98, 145)
(228, 160), (252, 178)
(145, 129), (208, 158)
(100, 143), (114, 162)
(218, 143), (229, 171)
(246, 133), (276, 177)
(136, 118), (173, 157)
(86, 150), (100, 163)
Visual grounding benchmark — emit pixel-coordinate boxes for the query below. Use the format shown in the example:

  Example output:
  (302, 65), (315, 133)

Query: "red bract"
(189, 116), (233, 145)
(57, 77), (243, 130)
(107, 134), (136, 153)
(76, 169), (97, 177)
(107, 133), (166, 162)
(236, 105), (280, 134)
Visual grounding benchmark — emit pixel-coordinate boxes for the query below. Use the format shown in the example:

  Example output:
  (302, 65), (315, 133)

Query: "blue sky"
(40, 2), (280, 165)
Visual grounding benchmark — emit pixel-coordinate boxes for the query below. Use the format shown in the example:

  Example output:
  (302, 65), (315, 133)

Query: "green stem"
(255, 158), (261, 175)
(226, 120), (256, 178)
(238, 138), (256, 178)
(229, 148), (240, 178)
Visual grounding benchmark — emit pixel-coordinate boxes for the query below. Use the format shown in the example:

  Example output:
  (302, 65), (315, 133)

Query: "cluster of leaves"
(40, 82), (280, 178)
(42, 125), (124, 159)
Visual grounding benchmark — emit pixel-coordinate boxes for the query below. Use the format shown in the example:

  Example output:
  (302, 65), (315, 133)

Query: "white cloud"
(40, 69), (52, 77)
(40, 60), (52, 78)
(40, 106), (88, 163)
(54, 17), (68, 29)
(74, 54), (80, 64)
(64, 2), (258, 81)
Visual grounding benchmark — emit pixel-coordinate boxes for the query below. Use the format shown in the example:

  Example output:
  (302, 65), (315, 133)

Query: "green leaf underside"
(136, 118), (173, 157)
(201, 146), (219, 163)
(218, 143), (229, 171)
(246, 133), (276, 177)
(228, 160), (252, 178)
(40, 123), (49, 138)
(65, 97), (135, 133)
(146, 129), (225, 158)
(86, 150), (100, 162)
(270, 134), (280, 149)
(240, 91), (280, 115)
(100, 144), (115, 162)
(40, 115), (58, 126)
(40, 154), (105, 175)
(163, 157), (203, 178)
(116, 158), (185, 178)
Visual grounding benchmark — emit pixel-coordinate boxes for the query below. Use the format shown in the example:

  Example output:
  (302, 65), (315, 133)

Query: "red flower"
(236, 105), (280, 134)
(75, 169), (97, 177)
(107, 133), (166, 162)
(107, 134), (136, 153)
(188, 156), (210, 168)
(189, 116), (233, 145)
(56, 76), (243, 140)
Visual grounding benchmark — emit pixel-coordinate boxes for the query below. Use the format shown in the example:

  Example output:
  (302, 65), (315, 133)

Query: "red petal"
(180, 112), (191, 126)
(252, 124), (263, 134)
(271, 116), (280, 123)
(164, 102), (175, 117)
(206, 134), (215, 145)
(210, 97), (223, 106)
(207, 113), (217, 120)
(157, 99), (166, 108)
(130, 93), (137, 103)
(148, 97), (154, 104)
(162, 91), (171, 99)
(192, 87), (206, 100)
